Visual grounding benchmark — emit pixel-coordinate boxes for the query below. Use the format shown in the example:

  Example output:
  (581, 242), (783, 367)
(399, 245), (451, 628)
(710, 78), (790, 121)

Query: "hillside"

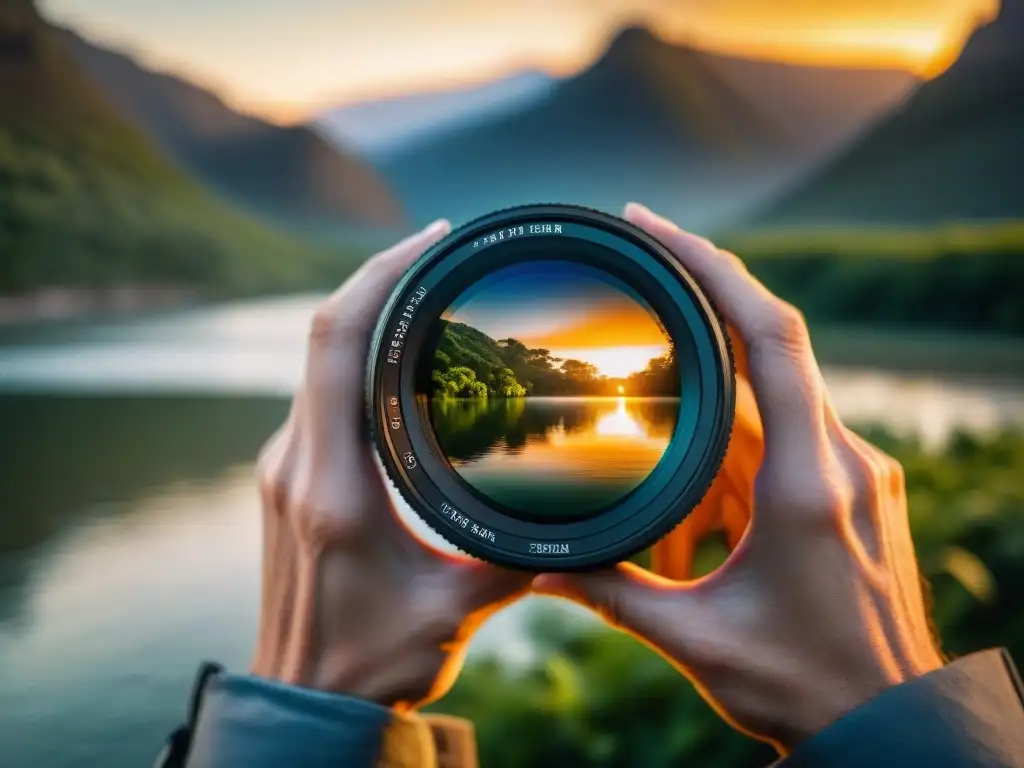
(376, 26), (916, 228)
(751, 0), (1024, 227)
(60, 28), (404, 236)
(0, 0), (338, 296)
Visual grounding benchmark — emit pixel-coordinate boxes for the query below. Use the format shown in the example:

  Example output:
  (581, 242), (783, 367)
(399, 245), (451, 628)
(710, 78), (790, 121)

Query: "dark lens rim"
(368, 205), (735, 571)
(416, 253), (680, 525)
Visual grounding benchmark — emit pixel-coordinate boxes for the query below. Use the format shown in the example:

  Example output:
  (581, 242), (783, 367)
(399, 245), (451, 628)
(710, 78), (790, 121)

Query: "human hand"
(250, 221), (532, 711)
(533, 203), (944, 754)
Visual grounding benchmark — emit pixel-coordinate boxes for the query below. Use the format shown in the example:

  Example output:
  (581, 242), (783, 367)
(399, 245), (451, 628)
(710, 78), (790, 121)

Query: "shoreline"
(810, 325), (1024, 379)
(0, 286), (199, 326)
(0, 290), (1021, 380)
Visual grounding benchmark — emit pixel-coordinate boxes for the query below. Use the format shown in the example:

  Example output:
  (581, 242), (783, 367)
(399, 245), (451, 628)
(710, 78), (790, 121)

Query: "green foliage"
(721, 223), (1024, 335)
(432, 366), (490, 399)
(429, 427), (1024, 768)
(0, 128), (354, 295)
(430, 321), (678, 398)
(0, 2), (363, 297)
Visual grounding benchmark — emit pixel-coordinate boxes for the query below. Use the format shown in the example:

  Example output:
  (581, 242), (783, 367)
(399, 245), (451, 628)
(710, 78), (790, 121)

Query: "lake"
(430, 396), (678, 517)
(2, 294), (1023, 767)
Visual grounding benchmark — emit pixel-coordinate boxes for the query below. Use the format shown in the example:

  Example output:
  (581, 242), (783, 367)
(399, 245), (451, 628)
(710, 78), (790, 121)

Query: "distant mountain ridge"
(372, 26), (917, 229)
(317, 70), (557, 158)
(60, 29), (405, 234)
(750, 0), (1024, 227)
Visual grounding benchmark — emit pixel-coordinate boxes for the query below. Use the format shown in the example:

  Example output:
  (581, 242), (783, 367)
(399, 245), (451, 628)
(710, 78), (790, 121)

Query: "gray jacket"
(157, 648), (1024, 767)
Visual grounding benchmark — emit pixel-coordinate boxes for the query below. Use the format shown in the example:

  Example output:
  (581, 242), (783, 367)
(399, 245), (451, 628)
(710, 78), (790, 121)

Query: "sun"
(617, 385), (625, 394)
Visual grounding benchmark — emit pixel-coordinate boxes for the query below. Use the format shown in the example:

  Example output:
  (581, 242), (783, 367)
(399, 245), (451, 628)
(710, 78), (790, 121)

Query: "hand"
(250, 221), (532, 711)
(533, 203), (944, 754)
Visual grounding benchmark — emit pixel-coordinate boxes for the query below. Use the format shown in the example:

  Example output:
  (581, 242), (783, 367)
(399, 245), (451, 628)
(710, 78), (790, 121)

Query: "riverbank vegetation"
(725, 221), (1024, 336)
(427, 320), (679, 398)
(430, 425), (1024, 768)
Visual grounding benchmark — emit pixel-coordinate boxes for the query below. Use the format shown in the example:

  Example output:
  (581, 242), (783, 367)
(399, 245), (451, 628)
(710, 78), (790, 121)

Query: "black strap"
(154, 662), (224, 768)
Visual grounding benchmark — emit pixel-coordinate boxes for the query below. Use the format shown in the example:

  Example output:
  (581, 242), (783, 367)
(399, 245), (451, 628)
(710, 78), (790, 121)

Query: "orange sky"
(520, 299), (668, 350)
(516, 300), (669, 379)
(41, 0), (999, 123)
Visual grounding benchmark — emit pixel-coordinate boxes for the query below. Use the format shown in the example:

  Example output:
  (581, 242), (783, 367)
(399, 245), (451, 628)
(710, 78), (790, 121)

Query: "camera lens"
(368, 205), (734, 571)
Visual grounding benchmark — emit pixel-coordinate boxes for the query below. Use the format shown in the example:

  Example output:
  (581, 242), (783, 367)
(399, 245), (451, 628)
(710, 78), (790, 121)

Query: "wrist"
(774, 646), (945, 752)
(250, 640), (440, 709)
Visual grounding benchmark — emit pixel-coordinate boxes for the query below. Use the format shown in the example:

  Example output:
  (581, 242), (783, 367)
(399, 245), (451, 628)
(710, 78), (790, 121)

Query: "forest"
(427, 320), (680, 398)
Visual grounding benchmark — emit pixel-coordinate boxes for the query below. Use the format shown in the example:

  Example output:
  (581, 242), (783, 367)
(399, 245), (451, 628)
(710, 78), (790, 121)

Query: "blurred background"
(1, 0), (1022, 765)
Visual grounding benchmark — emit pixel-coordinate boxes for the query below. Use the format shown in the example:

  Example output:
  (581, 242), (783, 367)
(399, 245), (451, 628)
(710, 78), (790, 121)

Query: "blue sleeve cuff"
(777, 648), (1024, 768)
(184, 673), (393, 768)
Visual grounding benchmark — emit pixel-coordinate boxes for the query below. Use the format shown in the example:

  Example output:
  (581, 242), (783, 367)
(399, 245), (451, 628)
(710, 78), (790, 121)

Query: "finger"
(447, 562), (532, 637)
(532, 563), (695, 644)
(624, 203), (828, 470)
(303, 219), (451, 450)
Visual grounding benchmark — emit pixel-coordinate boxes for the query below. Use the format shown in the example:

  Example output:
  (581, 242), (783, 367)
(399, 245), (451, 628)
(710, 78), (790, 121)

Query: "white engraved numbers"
(386, 286), (426, 365)
(440, 502), (496, 542)
(472, 222), (564, 249)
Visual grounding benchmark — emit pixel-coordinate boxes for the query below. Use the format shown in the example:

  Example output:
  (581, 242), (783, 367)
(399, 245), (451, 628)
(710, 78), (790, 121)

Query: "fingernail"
(625, 202), (677, 231)
(423, 218), (451, 237)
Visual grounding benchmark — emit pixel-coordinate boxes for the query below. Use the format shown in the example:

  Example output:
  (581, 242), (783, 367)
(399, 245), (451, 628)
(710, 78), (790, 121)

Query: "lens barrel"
(368, 205), (734, 571)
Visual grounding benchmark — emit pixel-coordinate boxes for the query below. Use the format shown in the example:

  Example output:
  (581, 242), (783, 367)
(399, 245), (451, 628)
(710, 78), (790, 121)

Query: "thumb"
(532, 563), (694, 642)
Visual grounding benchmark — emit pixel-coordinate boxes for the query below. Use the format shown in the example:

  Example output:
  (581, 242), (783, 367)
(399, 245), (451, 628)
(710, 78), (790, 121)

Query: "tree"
(493, 367), (527, 397)
(432, 366), (489, 398)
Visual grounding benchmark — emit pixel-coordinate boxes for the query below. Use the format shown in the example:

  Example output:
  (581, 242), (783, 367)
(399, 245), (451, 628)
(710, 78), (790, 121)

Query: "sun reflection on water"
(595, 397), (644, 437)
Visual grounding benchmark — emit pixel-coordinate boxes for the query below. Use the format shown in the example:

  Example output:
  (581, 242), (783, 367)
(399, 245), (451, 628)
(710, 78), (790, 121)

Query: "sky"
(40, 0), (1000, 123)
(444, 262), (670, 379)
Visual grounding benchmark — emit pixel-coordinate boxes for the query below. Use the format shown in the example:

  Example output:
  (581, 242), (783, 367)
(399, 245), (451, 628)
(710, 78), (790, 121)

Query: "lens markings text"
(440, 502), (496, 542)
(386, 286), (427, 365)
(529, 543), (571, 555)
(473, 223), (563, 249)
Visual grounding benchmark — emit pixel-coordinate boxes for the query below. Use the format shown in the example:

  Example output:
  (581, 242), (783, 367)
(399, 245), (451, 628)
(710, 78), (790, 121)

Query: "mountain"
(59, 28), (404, 235)
(374, 27), (917, 229)
(0, 0), (334, 295)
(316, 70), (556, 159)
(751, 0), (1024, 227)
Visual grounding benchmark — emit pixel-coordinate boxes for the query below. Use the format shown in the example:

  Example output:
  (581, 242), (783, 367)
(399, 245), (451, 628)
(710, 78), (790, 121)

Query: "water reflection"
(429, 396), (679, 517)
(1, 295), (1022, 444)
(0, 393), (531, 768)
(1, 295), (1023, 767)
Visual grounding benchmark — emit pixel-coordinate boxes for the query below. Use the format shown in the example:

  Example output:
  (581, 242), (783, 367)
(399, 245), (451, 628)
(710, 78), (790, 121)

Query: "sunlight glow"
(595, 398), (644, 438)
(618, 385), (625, 394)
(39, 0), (997, 121)
(555, 345), (668, 379)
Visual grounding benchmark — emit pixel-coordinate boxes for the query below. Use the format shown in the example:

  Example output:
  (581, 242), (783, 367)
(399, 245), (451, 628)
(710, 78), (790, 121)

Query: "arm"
(777, 649), (1024, 768)
(156, 664), (478, 768)
(155, 220), (528, 768)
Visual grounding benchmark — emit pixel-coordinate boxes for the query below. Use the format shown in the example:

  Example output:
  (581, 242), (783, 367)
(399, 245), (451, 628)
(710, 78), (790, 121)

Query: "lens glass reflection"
(418, 260), (681, 519)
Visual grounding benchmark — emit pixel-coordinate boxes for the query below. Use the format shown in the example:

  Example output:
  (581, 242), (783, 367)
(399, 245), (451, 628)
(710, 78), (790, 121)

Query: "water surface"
(431, 396), (678, 516)
(2, 295), (1023, 767)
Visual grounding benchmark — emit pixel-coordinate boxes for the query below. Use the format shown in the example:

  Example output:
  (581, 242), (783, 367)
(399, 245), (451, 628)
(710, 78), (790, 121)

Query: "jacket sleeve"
(154, 663), (478, 768)
(776, 648), (1024, 768)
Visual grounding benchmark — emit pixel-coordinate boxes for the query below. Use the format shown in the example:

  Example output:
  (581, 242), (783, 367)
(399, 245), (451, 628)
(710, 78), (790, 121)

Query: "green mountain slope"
(751, 0), (1024, 226)
(60, 28), (405, 235)
(0, 0), (337, 295)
